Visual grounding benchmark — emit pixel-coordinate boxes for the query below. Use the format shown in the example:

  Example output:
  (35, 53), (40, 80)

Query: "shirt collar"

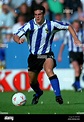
(33, 18), (46, 27)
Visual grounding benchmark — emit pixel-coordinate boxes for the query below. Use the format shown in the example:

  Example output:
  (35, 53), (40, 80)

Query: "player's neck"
(37, 18), (45, 26)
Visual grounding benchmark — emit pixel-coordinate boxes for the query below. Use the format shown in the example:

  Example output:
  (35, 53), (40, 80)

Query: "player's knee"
(45, 68), (53, 76)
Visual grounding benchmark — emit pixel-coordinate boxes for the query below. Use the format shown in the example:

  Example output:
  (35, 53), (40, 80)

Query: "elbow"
(68, 24), (74, 31)
(68, 25), (72, 29)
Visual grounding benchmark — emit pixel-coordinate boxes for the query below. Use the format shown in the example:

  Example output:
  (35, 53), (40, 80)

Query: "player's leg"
(28, 71), (43, 104)
(72, 61), (82, 92)
(28, 71), (43, 95)
(69, 52), (83, 92)
(43, 58), (63, 104)
(28, 54), (43, 104)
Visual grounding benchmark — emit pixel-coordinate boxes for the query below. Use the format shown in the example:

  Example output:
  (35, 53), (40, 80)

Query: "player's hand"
(18, 38), (25, 44)
(74, 38), (82, 47)
(57, 55), (62, 62)
(13, 35), (25, 44)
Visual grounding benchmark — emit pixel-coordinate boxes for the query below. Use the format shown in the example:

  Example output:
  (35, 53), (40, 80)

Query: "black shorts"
(69, 51), (83, 65)
(28, 52), (56, 73)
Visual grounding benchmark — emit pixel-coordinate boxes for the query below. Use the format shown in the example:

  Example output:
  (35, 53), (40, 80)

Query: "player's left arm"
(68, 25), (82, 47)
(53, 21), (82, 47)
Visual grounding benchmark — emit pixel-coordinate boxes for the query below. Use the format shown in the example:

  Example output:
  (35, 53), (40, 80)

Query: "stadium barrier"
(0, 69), (84, 92)
(5, 41), (69, 69)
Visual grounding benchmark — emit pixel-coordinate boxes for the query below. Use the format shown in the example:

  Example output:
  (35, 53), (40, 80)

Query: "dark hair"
(33, 5), (45, 14)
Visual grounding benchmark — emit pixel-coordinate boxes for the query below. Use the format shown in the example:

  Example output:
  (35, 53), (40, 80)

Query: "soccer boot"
(76, 88), (82, 92)
(56, 96), (63, 104)
(31, 91), (43, 105)
(72, 83), (82, 92)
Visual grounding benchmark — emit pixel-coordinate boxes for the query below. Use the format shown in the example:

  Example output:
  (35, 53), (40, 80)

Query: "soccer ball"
(12, 92), (27, 106)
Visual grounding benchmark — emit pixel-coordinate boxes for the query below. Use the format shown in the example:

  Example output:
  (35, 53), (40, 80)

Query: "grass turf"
(0, 90), (84, 115)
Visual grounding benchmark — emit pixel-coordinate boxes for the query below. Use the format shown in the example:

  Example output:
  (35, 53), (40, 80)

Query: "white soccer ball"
(12, 92), (27, 106)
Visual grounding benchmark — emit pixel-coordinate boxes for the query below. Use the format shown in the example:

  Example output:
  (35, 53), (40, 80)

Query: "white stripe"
(64, 30), (84, 52)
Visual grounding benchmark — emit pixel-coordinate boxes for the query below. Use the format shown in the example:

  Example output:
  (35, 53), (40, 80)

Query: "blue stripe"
(70, 34), (79, 52)
(15, 23), (28, 37)
(34, 27), (42, 54)
(81, 29), (83, 43)
(42, 20), (51, 54)
(77, 35), (79, 52)
(18, 23), (27, 31)
(15, 31), (20, 35)
(67, 36), (69, 49)
(50, 26), (56, 47)
(29, 20), (34, 52)
(70, 34), (73, 51)
(76, 34), (79, 52)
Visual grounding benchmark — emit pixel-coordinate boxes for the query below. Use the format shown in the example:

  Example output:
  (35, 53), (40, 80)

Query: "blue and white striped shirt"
(63, 29), (84, 52)
(14, 18), (69, 55)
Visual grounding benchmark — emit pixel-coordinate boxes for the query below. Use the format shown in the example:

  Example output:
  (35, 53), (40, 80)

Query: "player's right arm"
(13, 22), (30, 44)
(13, 35), (25, 44)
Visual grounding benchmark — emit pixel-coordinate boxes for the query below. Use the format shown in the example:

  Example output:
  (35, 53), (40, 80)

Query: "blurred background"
(0, 0), (84, 92)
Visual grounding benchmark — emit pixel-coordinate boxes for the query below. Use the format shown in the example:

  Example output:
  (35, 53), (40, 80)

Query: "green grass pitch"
(0, 90), (84, 115)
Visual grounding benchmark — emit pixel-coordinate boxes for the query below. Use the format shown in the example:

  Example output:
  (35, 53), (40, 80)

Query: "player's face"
(34, 10), (44, 25)
(73, 22), (80, 32)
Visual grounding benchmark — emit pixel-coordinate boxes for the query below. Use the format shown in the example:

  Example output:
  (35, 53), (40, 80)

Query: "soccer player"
(13, 5), (82, 105)
(58, 20), (84, 92)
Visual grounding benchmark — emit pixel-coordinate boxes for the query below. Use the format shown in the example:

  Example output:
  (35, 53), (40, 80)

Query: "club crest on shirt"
(45, 28), (49, 33)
